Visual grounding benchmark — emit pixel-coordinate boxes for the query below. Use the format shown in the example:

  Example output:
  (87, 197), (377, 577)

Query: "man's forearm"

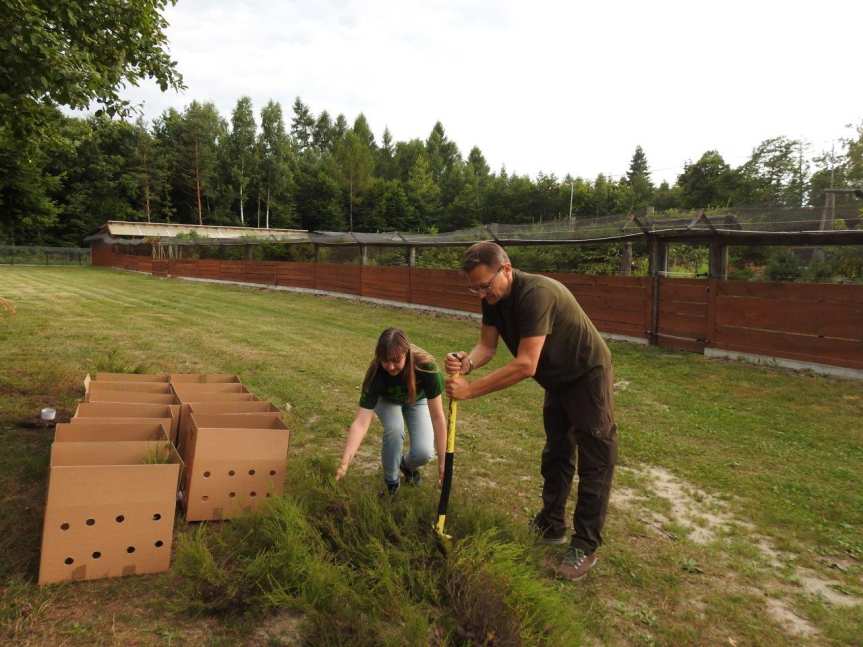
(466, 359), (532, 398)
(467, 344), (496, 372)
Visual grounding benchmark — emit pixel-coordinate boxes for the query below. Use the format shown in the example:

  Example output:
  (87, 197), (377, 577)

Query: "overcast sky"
(121, 0), (863, 185)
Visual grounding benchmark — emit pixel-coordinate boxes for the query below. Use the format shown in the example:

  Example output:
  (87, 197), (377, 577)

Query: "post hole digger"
(434, 355), (461, 553)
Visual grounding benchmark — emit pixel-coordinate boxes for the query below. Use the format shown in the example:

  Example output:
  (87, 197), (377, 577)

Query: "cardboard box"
(183, 413), (289, 522)
(93, 372), (170, 382)
(85, 392), (179, 405)
(85, 379), (173, 395)
(169, 373), (240, 384)
(177, 401), (280, 456)
(171, 383), (249, 403)
(55, 422), (170, 443)
(73, 403), (180, 444)
(38, 440), (182, 585)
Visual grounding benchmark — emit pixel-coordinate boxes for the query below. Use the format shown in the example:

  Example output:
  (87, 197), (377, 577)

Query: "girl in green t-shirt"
(336, 328), (447, 494)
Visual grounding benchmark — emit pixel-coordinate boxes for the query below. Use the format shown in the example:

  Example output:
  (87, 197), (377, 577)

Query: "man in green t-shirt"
(446, 241), (617, 581)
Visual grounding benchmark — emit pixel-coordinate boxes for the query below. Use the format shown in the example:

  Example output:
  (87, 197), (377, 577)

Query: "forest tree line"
(1, 96), (863, 247)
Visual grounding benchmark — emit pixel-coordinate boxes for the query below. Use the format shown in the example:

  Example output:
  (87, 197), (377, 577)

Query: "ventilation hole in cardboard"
(126, 546), (136, 554)
(265, 493), (272, 498)
(60, 522), (70, 531)
(92, 551), (101, 559)
(64, 557), (74, 565)
(203, 471), (211, 478)
(115, 515), (125, 523)
(269, 470), (277, 476)
(248, 469), (256, 476)
(86, 518), (95, 526)
(228, 469), (236, 476)
(202, 495), (209, 501)
(250, 491), (257, 497)
(229, 492), (236, 498)
(155, 540), (164, 548)
(153, 513), (161, 521)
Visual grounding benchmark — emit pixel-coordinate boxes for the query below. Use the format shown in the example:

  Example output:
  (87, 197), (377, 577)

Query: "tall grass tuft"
(173, 456), (584, 645)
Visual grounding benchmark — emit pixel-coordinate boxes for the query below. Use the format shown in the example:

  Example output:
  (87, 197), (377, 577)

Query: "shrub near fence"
(0, 245), (91, 265)
(97, 251), (863, 375)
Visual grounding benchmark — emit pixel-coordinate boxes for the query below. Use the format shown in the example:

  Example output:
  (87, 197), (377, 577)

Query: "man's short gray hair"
(462, 241), (510, 272)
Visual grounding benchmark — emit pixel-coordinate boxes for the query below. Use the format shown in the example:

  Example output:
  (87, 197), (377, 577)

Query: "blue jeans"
(375, 398), (436, 484)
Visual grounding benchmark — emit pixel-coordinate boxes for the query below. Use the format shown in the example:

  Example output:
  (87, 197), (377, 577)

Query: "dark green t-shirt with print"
(481, 269), (611, 390)
(358, 363), (444, 409)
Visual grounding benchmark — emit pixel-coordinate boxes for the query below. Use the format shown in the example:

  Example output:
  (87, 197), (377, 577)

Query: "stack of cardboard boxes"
(38, 372), (290, 585)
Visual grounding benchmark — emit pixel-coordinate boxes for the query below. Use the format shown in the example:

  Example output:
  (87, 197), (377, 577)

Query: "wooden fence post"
(709, 241), (728, 280)
(647, 236), (666, 345)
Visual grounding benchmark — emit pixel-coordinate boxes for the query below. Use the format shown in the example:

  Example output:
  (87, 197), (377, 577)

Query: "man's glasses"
(467, 266), (503, 295)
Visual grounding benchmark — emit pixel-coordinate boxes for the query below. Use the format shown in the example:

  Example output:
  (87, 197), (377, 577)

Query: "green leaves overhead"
(0, 0), (184, 136)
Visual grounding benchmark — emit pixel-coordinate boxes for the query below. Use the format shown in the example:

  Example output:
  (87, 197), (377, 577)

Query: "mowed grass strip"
(0, 266), (861, 646)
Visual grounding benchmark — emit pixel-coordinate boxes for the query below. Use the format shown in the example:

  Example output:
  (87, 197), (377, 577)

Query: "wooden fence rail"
(96, 249), (863, 374)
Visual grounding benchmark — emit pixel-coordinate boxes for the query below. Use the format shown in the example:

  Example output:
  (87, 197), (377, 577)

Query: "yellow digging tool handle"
(435, 364), (460, 540)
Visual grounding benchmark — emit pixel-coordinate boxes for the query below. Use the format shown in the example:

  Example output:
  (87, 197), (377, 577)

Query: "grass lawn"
(1, 266), (861, 646)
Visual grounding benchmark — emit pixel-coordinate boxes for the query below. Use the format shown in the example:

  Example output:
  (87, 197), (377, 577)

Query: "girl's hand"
(335, 462), (349, 480)
(438, 461), (445, 488)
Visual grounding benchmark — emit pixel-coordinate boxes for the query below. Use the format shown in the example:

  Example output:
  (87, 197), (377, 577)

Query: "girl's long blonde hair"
(362, 328), (437, 404)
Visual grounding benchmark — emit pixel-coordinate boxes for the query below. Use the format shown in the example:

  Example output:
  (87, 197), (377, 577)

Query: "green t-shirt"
(481, 269), (611, 389)
(358, 362), (444, 409)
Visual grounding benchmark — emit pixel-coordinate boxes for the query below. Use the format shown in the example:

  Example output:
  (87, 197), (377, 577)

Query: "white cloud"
(121, 0), (863, 184)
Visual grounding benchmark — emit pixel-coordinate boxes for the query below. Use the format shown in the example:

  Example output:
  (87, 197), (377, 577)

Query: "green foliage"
(172, 458), (583, 645)
(142, 443), (172, 464)
(765, 249), (803, 282)
(0, 0), (184, 136)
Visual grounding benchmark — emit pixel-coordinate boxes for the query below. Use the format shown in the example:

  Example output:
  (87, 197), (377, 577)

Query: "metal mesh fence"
(0, 246), (91, 265)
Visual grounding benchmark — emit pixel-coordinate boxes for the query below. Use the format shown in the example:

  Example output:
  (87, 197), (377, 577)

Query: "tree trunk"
(257, 189), (261, 228)
(194, 140), (203, 225)
(266, 185), (271, 229)
(144, 183), (151, 223)
(239, 183), (245, 225)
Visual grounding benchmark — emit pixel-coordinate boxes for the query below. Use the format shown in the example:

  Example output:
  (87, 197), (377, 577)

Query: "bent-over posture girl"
(336, 328), (447, 494)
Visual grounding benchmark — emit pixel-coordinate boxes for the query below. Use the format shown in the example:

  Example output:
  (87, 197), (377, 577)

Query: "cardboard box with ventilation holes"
(38, 440), (183, 585)
(182, 413), (289, 522)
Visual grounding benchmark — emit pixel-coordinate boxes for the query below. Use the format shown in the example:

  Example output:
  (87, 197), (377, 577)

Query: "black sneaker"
(379, 480), (400, 497)
(399, 457), (421, 486)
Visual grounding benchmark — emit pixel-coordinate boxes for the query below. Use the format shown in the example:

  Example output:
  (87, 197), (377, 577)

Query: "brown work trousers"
(538, 365), (618, 554)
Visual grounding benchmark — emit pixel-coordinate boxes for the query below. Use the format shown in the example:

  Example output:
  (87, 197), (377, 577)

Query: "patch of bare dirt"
(611, 463), (861, 640)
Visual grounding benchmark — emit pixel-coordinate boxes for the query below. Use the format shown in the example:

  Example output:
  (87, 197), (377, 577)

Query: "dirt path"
(613, 464), (861, 639)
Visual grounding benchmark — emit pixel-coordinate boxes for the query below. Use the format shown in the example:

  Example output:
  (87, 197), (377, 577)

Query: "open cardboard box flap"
(85, 375), (173, 395)
(92, 372), (170, 382)
(169, 373), (240, 383)
(177, 401), (279, 454)
(73, 403), (180, 442)
(86, 392), (178, 404)
(191, 412), (286, 430)
(55, 422), (170, 443)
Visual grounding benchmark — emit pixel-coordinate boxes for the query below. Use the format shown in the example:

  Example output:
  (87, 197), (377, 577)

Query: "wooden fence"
(98, 249), (863, 373)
